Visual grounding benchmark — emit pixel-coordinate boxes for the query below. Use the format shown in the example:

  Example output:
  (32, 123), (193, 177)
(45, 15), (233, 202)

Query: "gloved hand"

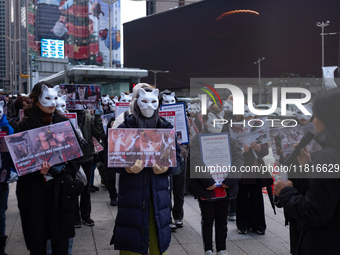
(152, 164), (168, 175)
(95, 105), (104, 115)
(75, 128), (88, 147)
(125, 159), (144, 174)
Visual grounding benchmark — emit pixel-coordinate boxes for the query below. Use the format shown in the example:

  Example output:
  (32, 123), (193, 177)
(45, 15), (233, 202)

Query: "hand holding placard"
(153, 164), (168, 175)
(125, 159), (144, 174)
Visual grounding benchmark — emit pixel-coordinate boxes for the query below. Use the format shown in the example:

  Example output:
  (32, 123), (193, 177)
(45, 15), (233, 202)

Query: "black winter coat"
(188, 129), (244, 199)
(110, 115), (182, 254)
(279, 146), (340, 255)
(14, 112), (81, 252)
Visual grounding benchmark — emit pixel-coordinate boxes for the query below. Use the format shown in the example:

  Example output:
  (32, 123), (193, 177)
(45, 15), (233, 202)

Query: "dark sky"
(124, 0), (340, 89)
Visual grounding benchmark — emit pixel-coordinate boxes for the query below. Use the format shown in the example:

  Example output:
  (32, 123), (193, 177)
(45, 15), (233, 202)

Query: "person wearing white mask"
(188, 104), (244, 255)
(109, 84), (182, 255)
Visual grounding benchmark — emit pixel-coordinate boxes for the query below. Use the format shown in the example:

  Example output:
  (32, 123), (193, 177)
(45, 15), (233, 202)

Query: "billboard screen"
(41, 39), (65, 59)
(28, 0), (121, 66)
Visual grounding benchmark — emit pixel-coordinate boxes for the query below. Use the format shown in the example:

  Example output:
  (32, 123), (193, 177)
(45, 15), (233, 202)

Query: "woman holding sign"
(13, 82), (81, 255)
(109, 83), (181, 255)
(188, 104), (244, 255)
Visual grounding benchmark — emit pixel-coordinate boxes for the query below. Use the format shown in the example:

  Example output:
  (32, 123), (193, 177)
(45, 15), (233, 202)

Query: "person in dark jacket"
(0, 100), (14, 255)
(188, 104), (244, 255)
(275, 88), (340, 255)
(14, 82), (81, 255)
(234, 112), (271, 235)
(72, 106), (104, 228)
(110, 84), (181, 255)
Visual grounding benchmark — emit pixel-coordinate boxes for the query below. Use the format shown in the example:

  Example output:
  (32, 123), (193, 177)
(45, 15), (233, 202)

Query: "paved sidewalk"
(5, 172), (290, 255)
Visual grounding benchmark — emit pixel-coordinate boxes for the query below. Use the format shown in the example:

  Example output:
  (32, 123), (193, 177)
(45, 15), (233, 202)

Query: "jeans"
(47, 238), (73, 255)
(0, 189), (9, 235)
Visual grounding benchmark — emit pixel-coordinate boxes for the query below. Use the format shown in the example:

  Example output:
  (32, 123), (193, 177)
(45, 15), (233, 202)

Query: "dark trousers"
(75, 161), (93, 221)
(236, 180), (266, 232)
(198, 198), (230, 252)
(106, 178), (117, 201)
(171, 157), (186, 220)
(229, 198), (236, 216)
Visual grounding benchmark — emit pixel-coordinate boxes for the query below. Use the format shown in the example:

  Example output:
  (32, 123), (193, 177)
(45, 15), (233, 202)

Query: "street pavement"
(5, 151), (290, 255)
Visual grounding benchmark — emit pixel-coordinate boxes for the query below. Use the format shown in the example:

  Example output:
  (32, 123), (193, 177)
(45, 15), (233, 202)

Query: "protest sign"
(101, 113), (115, 134)
(60, 84), (101, 110)
(61, 113), (77, 129)
(159, 111), (176, 129)
(115, 102), (130, 119)
(108, 128), (176, 168)
(5, 121), (83, 176)
(269, 125), (304, 157)
(160, 103), (189, 144)
(199, 133), (232, 187)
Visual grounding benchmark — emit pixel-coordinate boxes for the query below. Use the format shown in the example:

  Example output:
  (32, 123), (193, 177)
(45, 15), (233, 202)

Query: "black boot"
(0, 235), (8, 255)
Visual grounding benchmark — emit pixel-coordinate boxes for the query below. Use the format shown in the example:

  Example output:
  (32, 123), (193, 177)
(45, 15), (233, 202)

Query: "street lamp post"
(254, 57), (265, 104)
(316, 21), (330, 68)
(148, 69), (169, 87)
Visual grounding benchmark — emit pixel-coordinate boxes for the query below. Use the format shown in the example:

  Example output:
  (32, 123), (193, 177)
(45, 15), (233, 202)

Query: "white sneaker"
(205, 250), (213, 255)
(216, 250), (228, 255)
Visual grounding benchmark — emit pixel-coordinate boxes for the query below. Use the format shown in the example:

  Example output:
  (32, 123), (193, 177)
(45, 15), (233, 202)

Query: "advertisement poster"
(61, 113), (77, 129)
(269, 125), (304, 157)
(159, 111), (176, 129)
(199, 133), (232, 187)
(101, 113), (115, 134)
(5, 121), (83, 176)
(160, 103), (189, 144)
(41, 39), (64, 59)
(29, 0), (121, 66)
(60, 84), (101, 110)
(108, 128), (176, 168)
(115, 102), (130, 118)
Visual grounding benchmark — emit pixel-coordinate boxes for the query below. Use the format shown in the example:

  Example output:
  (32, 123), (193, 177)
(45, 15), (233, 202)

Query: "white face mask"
(206, 112), (225, 133)
(223, 100), (233, 113)
(244, 103), (255, 119)
(0, 101), (4, 119)
(101, 95), (112, 106)
(162, 92), (176, 105)
(137, 88), (159, 118)
(56, 95), (67, 113)
(120, 93), (133, 103)
(39, 85), (59, 107)
(295, 102), (313, 121)
(195, 102), (201, 113)
(187, 103), (197, 114)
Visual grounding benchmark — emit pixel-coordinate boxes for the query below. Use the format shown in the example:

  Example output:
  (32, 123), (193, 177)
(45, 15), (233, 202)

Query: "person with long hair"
(275, 88), (340, 255)
(14, 82), (81, 255)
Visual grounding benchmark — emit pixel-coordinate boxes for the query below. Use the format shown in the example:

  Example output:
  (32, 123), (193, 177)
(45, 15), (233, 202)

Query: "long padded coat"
(110, 115), (182, 254)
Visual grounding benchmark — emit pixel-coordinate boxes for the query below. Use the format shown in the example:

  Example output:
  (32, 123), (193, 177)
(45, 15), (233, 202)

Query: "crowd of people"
(0, 82), (339, 255)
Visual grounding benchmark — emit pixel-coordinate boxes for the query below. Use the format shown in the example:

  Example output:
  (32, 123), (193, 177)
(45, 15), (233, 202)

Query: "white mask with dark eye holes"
(39, 85), (59, 108)
(295, 102), (313, 120)
(0, 101), (4, 120)
(223, 100), (233, 113)
(187, 103), (197, 114)
(195, 102), (201, 113)
(101, 95), (112, 106)
(244, 103), (255, 119)
(120, 93), (133, 103)
(137, 88), (159, 118)
(206, 112), (225, 133)
(162, 92), (176, 105)
(56, 95), (67, 113)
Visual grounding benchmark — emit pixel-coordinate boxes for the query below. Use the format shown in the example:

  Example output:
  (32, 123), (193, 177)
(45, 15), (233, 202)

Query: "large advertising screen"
(28, 0), (121, 66)
(41, 39), (65, 59)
